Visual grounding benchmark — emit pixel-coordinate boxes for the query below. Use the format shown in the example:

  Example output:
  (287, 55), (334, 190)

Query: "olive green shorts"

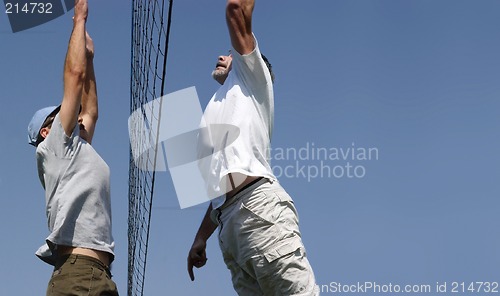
(46, 254), (119, 296)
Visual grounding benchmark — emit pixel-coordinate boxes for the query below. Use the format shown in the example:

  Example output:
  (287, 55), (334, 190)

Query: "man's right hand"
(74, 0), (88, 23)
(187, 238), (208, 281)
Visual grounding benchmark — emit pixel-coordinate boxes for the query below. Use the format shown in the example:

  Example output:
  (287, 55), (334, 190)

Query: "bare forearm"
(188, 204), (215, 281)
(226, 0), (255, 55)
(60, 17), (87, 135)
(67, 21), (86, 67)
(195, 204), (218, 242)
(82, 56), (97, 120)
(64, 19), (86, 99)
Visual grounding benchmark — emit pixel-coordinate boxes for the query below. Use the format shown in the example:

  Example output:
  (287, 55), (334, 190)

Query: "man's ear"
(40, 127), (50, 139)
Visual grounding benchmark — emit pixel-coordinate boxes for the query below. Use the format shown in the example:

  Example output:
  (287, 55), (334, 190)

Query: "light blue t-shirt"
(35, 114), (115, 265)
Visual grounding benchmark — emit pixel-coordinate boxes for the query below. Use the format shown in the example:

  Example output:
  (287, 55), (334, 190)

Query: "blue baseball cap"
(27, 105), (60, 146)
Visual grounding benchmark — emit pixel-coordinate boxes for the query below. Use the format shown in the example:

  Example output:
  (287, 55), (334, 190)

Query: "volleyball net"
(128, 0), (174, 295)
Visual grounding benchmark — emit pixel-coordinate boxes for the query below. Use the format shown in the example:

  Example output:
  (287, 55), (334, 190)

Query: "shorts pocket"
(263, 238), (302, 263)
(273, 189), (293, 203)
(239, 202), (280, 250)
(241, 190), (278, 225)
(257, 241), (315, 296)
(241, 202), (276, 225)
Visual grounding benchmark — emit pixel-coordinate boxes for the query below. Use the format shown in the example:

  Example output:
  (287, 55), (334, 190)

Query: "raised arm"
(226, 0), (255, 55)
(59, 0), (88, 138)
(80, 31), (98, 143)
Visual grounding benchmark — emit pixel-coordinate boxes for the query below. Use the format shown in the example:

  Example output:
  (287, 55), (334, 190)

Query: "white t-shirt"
(198, 36), (277, 210)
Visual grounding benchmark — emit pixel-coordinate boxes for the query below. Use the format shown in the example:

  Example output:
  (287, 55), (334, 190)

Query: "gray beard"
(211, 68), (228, 82)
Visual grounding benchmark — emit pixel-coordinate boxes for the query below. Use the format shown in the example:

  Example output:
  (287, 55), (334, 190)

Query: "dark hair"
(35, 115), (55, 146)
(261, 54), (275, 83)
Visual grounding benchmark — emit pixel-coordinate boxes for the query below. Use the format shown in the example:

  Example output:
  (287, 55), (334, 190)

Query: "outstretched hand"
(187, 238), (208, 281)
(74, 0), (88, 22)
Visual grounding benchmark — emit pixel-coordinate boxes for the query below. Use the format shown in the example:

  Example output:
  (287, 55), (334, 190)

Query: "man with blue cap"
(27, 0), (118, 295)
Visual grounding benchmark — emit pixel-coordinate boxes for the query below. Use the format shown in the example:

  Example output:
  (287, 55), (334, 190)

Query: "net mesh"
(128, 0), (173, 295)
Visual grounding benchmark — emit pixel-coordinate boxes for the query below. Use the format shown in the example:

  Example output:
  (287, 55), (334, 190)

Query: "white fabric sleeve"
(231, 35), (273, 94)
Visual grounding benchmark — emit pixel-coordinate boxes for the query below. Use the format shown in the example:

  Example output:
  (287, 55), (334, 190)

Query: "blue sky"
(1, 1), (500, 295)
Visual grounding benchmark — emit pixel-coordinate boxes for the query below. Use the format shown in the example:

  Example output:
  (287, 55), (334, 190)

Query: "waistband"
(54, 253), (111, 276)
(219, 177), (270, 211)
